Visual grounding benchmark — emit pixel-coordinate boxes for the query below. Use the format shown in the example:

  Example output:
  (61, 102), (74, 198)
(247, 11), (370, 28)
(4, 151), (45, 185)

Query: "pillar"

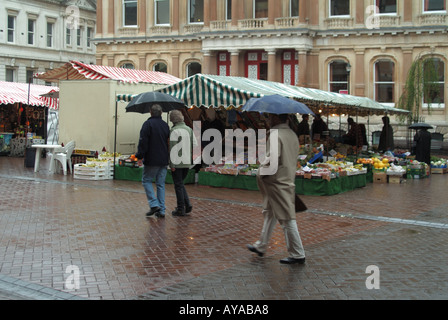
(267, 49), (277, 82)
(297, 50), (308, 87)
(230, 50), (240, 77)
(139, 0), (146, 34)
(354, 49), (365, 97)
(108, 0), (114, 35)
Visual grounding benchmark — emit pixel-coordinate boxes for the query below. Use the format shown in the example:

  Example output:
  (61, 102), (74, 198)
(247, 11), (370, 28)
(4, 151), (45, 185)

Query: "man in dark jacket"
(135, 105), (170, 218)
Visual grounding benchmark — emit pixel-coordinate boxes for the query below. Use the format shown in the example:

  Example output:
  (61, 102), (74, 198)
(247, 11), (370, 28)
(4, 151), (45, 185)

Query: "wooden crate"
(373, 172), (387, 184)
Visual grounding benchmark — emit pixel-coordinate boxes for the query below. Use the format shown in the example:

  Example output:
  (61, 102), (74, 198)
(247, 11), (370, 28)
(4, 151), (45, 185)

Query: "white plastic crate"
(73, 163), (113, 180)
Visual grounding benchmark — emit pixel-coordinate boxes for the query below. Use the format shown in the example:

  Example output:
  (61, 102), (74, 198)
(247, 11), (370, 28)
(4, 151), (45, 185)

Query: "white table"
(32, 144), (62, 173)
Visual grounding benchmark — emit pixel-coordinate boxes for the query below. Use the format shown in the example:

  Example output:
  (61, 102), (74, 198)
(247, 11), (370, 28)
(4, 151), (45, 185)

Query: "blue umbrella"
(242, 94), (314, 115)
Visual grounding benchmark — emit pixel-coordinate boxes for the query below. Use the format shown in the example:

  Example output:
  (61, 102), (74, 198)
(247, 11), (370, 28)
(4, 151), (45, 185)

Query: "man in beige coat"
(248, 113), (306, 264)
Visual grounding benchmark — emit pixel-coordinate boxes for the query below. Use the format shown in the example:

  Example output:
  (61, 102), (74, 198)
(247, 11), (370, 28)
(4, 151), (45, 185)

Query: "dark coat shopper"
(135, 105), (170, 218)
(378, 116), (394, 152)
(414, 128), (432, 165)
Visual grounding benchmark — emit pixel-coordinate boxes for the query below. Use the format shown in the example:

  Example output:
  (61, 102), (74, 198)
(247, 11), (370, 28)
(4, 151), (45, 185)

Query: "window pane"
(330, 0), (350, 16)
(425, 0), (446, 11)
(375, 61), (394, 82)
(190, 0), (204, 23)
(28, 20), (35, 45)
(226, 0), (232, 20)
(124, 0), (138, 26)
(47, 22), (53, 47)
(331, 61), (348, 82)
(187, 62), (202, 77)
(156, 0), (170, 24)
(377, 0), (397, 13)
(154, 63), (167, 73)
(6, 69), (14, 82)
(255, 0), (268, 18)
(376, 84), (394, 102)
(8, 16), (14, 42)
(291, 0), (299, 17)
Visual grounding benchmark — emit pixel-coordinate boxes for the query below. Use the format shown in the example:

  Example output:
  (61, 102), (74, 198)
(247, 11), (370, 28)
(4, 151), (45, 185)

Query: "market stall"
(0, 81), (59, 156)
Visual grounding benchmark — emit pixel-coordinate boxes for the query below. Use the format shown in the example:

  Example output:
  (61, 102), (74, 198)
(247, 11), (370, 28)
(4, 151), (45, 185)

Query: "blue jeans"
(142, 166), (167, 214)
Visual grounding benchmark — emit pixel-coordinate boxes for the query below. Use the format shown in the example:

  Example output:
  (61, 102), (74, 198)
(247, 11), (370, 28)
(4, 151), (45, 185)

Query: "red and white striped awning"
(35, 60), (181, 84)
(0, 81), (59, 110)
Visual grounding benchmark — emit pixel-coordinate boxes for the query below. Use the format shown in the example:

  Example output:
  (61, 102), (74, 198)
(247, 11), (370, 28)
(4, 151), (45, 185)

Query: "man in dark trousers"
(135, 105), (170, 218)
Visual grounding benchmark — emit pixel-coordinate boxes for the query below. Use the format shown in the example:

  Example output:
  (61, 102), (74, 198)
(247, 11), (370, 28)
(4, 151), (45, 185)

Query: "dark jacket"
(136, 116), (170, 166)
(414, 129), (431, 165)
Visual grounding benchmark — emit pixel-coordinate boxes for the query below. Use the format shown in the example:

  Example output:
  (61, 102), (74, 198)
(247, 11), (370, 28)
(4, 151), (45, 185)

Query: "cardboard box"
(431, 168), (444, 174)
(373, 172), (387, 183)
(388, 175), (404, 184)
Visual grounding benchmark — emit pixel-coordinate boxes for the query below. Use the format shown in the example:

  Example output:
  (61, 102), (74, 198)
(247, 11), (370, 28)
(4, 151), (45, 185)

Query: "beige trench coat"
(257, 123), (299, 221)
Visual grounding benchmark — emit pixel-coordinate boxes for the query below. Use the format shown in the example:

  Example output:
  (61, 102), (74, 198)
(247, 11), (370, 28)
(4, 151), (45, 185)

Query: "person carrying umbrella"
(414, 127), (432, 165)
(247, 112), (306, 264)
(135, 104), (170, 218)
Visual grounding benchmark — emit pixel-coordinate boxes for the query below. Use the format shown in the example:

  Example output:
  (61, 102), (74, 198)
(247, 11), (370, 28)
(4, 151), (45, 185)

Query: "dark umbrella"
(409, 122), (433, 130)
(126, 92), (185, 113)
(242, 94), (314, 115)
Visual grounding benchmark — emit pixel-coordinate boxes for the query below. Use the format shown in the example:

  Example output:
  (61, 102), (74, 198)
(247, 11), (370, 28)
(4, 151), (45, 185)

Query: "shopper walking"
(169, 110), (195, 216)
(247, 113), (306, 264)
(378, 116), (394, 152)
(414, 128), (432, 165)
(135, 105), (170, 218)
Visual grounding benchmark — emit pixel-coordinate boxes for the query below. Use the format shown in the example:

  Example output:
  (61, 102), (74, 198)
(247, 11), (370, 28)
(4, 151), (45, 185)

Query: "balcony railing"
(419, 13), (447, 25)
(118, 27), (139, 37)
(184, 24), (204, 34)
(275, 17), (300, 28)
(239, 18), (268, 30)
(150, 25), (172, 35)
(324, 17), (354, 29)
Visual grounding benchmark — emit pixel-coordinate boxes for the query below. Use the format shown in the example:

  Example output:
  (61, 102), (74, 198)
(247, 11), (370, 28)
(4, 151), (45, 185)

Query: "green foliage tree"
(398, 53), (442, 124)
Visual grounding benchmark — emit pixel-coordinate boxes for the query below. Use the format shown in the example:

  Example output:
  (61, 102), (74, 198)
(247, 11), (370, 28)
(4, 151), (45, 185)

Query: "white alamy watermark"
(169, 121), (280, 175)
(365, 5), (381, 30)
(65, 5), (80, 30)
(365, 265), (380, 290)
(65, 265), (80, 290)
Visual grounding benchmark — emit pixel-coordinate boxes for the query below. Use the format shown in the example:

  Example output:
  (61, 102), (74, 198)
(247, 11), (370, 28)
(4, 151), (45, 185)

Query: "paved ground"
(1, 155), (448, 304)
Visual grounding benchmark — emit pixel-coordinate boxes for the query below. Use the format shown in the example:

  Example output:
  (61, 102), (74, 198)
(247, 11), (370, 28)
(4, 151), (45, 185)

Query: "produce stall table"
(197, 171), (367, 196)
(114, 165), (196, 184)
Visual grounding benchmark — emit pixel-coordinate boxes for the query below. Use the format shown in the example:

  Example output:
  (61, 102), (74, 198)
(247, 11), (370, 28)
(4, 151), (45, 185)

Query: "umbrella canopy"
(409, 122), (433, 130)
(242, 94), (315, 115)
(125, 91), (186, 113)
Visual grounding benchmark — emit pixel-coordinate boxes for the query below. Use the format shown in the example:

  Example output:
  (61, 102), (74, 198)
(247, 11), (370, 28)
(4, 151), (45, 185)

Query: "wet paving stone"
(1, 156), (448, 300)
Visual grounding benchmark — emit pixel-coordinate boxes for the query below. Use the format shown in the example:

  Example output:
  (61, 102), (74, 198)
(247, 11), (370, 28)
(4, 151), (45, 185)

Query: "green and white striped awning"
(117, 74), (408, 116)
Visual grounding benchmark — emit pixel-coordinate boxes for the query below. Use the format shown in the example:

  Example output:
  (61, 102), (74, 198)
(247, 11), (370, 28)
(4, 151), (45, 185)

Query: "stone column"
(267, 49), (277, 82)
(172, 54), (180, 78)
(172, 0), (179, 32)
(108, 0), (114, 35)
(230, 50), (240, 77)
(297, 50), (308, 87)
(139, 0), (146, 34)
(354, 49), (365, 97)
(202, 50), (212, 74)
(96, 0), (103, 35)
(139, 54), (146, 70)
(231, 0), (240, 28)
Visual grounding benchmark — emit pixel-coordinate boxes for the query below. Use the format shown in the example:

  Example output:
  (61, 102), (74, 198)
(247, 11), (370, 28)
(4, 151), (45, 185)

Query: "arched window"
(329, 60), (350, 93)
(374, 60), (395, 103)
(187, 62), (202, 77)
(423, 57), (445, 106)
(153, 62), (167, 73)
(120, 63), (135, 69)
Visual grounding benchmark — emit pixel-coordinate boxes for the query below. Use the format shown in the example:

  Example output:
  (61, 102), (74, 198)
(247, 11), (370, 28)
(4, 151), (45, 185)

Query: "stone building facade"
(94, 0), (447, 129)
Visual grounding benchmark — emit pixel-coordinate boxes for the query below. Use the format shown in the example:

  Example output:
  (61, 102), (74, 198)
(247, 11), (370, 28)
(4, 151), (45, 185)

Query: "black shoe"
(279, 257), (305, 265)
(172, 208), (188, 216)
(247, 245), (264, 257)
(146, 207), (160, 217)
(155, 212), (165, 218)
(185, 205), (193, 214)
